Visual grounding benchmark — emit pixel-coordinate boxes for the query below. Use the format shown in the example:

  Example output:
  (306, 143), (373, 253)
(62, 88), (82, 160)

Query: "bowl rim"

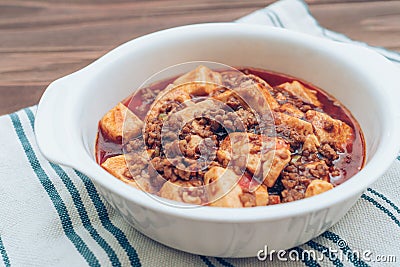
(35, 23), (400, 223)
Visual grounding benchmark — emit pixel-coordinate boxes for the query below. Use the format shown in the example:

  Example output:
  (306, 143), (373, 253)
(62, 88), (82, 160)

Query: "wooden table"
(1, 0), (399, 115)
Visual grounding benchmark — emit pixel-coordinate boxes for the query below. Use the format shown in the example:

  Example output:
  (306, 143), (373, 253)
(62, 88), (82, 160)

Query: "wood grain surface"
(0, 0), (399, 115)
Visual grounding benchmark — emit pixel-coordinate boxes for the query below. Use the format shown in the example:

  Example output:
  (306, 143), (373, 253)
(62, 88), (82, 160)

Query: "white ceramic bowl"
(35, 23), (400, 257)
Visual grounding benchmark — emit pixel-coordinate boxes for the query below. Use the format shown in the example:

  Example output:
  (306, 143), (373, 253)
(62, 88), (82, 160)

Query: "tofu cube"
(100, 103), (143, 143)
(305, 179), (334, 198)
(173, 65), (223, 96)
(204, 167), (243, 208)
(305, 110), (353, 152)
(278, 81), (321, 107)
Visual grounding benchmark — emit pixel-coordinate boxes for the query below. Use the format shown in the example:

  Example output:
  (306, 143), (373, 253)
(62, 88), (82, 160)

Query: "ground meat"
(281, 167), (311, 190)
(150, 156), (200, 182)
(280, 155), (332, 202)
(124, 138), (144, 154)
(235, 108), (258, 131)
(126, 155), (149, 178)
(180, 119), (216, 140)
(281, 186), (307, 202)
(225, 95), (243, 110)
(144, 120), (162, 149)
(144, 97), (264, 185)
(308, 163), (329, 179)
(197, 137), (218, 159)
(178, 105), (260, 141)
(330, 167), (340, 177)
(275, 123), (304, 152)
(144, 100), (183, 150)
(319, 143), (339, 162)
(142, 82), (343, 205)
(98, 67), (362, 208)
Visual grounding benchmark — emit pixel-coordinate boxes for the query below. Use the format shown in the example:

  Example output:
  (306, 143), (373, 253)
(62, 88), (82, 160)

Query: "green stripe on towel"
(74, 171), (142, 267)
(24, 108), (141, 267)
(290, 247), (320, 267)
(321, 231), (369, 267)
(0, 236), (10, 267)
(23, 108), (122, 266)
(269, 9), (285, 28)
(10, 112), (100, 267)
(215, 257), (234, 267)
(200, 255), (216, 267)
(367, 188), (400, 215)
(361, 194), (400, 228)
(49, 163), (122, 267)
(305, 240), (344, 267)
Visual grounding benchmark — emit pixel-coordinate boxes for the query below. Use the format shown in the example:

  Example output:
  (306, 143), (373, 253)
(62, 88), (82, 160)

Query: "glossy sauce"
(96, 68), (365, 185)
(243, 68), (365, 185)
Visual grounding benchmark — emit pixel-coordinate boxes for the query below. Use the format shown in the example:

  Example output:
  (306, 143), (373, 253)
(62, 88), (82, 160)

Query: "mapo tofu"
(96, 65), (365, 207)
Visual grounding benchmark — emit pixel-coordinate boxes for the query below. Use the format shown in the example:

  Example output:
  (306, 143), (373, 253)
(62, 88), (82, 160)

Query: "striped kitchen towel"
(1, 0), (399, 266)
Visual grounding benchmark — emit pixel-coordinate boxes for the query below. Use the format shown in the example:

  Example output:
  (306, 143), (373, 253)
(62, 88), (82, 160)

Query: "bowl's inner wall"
(79, 29), (383, 169)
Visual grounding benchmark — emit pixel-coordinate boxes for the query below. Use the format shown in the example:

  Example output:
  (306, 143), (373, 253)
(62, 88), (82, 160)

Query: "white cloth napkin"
(1, 0), (399, 266)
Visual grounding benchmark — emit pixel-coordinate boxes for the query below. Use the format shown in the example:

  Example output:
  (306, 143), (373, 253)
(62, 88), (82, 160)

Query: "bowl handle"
(35, 75), (84, 168)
